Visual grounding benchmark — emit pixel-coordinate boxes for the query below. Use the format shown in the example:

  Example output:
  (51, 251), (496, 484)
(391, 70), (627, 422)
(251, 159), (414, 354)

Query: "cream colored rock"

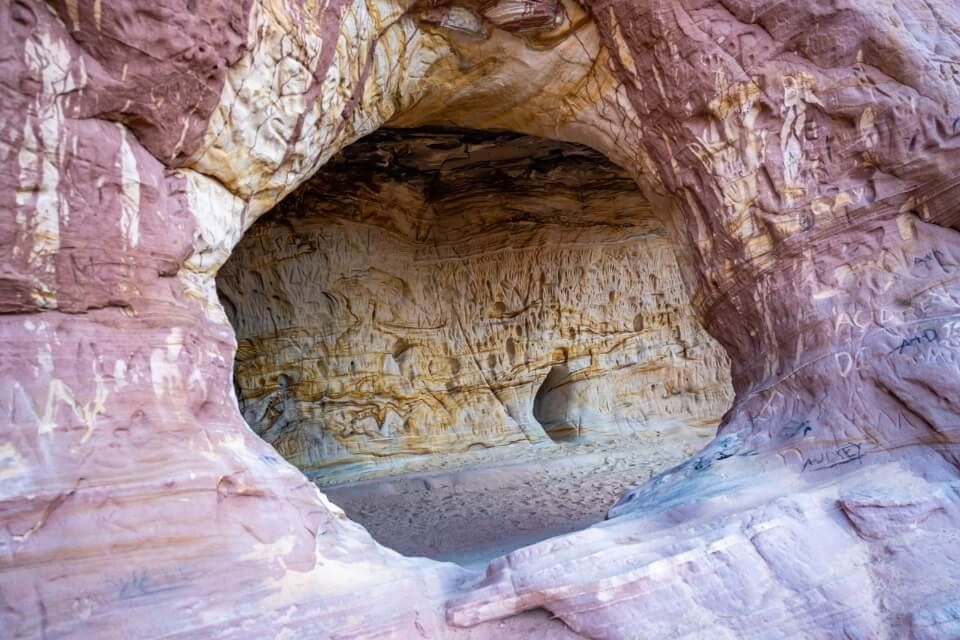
(217, 130), (732, 475)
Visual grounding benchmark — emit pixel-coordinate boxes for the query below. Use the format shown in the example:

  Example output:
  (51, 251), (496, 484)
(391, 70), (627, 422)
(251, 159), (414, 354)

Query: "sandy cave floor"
(320, 429), (714, 569)
(317, 430), (715, 637)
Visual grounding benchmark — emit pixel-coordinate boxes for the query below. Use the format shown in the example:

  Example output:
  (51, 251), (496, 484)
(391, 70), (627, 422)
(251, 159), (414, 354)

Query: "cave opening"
(216, 126), (732, 566)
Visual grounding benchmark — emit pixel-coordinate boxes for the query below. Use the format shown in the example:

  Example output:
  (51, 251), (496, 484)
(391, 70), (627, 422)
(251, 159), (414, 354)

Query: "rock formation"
(3, 0), (960, 638)
(217, 128), (731, 477)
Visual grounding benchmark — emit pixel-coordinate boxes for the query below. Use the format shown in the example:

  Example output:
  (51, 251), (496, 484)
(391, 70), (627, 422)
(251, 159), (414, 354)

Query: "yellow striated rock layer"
(217, 129), (732, 475)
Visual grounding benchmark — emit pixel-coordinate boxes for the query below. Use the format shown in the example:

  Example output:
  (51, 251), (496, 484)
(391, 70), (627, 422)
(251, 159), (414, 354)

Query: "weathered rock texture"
(217, 128), (731, 476)
(3, 0), (960, 638)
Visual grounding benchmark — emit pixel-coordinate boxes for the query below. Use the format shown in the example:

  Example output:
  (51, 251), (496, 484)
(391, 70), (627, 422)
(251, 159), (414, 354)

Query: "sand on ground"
(319, 430), (713, 637)
(322, 429), (712, 568)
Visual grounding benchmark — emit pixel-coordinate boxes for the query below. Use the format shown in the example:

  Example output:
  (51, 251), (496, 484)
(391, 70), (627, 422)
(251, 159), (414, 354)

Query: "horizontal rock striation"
(217, 128), (732, 476)
(3, 0), (960, 638)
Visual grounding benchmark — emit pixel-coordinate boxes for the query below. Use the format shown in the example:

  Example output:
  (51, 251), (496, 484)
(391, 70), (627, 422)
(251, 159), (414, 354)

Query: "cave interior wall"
(217, 128), (733, 477)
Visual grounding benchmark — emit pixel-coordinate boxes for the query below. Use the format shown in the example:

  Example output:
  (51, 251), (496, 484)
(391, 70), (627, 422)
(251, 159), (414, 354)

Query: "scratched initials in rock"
(802, 442), (863, 471)
(780, 419), (812, 440)
(913, 249), (944, 268)
(892, 329), (939, 355)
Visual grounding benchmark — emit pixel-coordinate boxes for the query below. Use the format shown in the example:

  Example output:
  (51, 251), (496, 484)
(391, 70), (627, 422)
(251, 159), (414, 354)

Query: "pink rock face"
(2, 1), (960, 639)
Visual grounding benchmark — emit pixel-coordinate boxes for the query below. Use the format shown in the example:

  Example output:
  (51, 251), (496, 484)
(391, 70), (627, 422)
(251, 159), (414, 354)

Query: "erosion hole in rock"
(216, 126), (733, 566)
(533, 365), (578, 442)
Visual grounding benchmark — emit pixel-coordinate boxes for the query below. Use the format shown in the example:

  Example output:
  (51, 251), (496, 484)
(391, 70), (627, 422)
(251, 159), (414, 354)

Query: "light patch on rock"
(181, 169), (248, 276)
(150, 328), (185, 397)
(0, 443), (27, 483)
(117, 124), (141, 249)
(780, 72), (823, 204)
(15, 28), (86, 308)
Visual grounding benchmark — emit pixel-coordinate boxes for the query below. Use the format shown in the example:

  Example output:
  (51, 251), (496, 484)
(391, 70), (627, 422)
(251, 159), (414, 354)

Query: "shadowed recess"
(215, 126), (733, 561)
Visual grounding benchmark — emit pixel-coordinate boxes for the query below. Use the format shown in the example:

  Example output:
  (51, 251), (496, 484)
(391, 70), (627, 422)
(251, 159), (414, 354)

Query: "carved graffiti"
(892, 329), (940, 356)
(913, 249), (945, 268)
(780, 419), (812, 440)
(802, 443), (863, 471)
(691, 436), (758, 472)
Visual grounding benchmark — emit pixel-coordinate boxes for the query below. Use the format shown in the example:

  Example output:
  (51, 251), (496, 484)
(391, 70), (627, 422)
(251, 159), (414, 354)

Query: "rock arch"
(3, 1), (960, 638)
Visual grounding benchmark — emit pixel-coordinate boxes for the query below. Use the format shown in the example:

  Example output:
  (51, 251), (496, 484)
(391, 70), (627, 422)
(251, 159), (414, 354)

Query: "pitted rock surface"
(3, 1), (960, 639)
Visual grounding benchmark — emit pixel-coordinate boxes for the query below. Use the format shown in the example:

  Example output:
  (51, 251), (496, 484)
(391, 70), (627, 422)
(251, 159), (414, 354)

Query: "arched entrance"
(215, 126), (731, 563)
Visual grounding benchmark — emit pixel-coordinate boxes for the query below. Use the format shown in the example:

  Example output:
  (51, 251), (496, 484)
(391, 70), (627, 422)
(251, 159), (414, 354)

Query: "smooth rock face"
(217, 128), (731, 476)
(3, 0), (960, 639)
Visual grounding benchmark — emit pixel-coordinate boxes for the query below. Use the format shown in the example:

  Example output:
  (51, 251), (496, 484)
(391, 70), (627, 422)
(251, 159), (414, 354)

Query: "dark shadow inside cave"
(533, 365), (579, 442)
(215, 126), (732, 565)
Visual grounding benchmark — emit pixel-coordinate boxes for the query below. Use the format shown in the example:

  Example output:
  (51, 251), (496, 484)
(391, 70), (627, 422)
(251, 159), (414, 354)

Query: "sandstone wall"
(217, 129), (732, 475)
(4, 0), (960, 638)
